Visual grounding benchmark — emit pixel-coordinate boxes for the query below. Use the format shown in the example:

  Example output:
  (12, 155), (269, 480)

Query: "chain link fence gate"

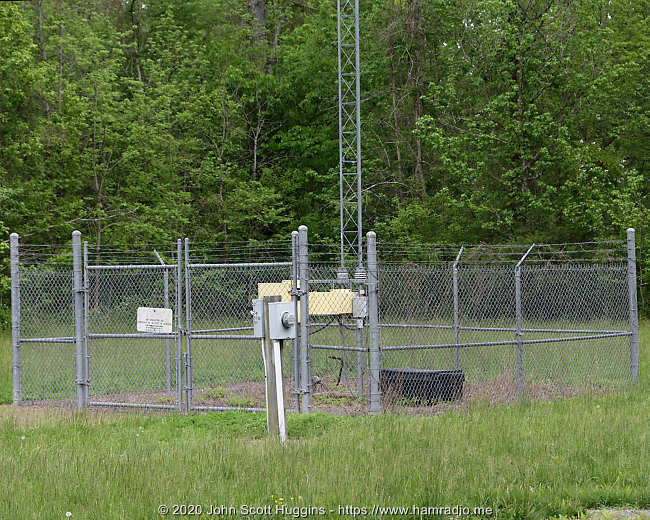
(10, 228), (640, 415)
(183, 238), (295, 413)
(299, 236), (371, 415)
(10, 232), (297, 412)
(84, 240), (183, 410)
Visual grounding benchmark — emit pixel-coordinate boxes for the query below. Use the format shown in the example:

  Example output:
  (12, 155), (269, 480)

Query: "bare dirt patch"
(9, 373), (608, 417)
(587, 510), (650, 520)
(380, 372), (599, 415)
(0, 403), (138, 427)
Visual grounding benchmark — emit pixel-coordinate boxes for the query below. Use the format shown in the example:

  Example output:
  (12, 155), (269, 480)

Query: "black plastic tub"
(380, 368), (464, 404)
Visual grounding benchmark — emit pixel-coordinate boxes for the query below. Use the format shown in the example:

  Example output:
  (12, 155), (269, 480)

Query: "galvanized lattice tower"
(337, 0), (364, 277)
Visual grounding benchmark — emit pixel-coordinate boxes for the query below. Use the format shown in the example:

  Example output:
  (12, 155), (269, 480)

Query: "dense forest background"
(0, 0), (648, 319)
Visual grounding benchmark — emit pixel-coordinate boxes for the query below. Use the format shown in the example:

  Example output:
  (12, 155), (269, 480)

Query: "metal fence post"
(627, 228), (639, 383)
(339, 318), (348, 386)
(176, 239), (183, 411)
(72, 231), (86, 410)
(514, 267), (523, 396)
(515, 244), (535, 397)
(356, 312), (364, 397)
(83, 241), (90, 404)
(164, 269), (170, 392)
(453, 246), (463, 370)
(367, 231), (381, 414)
(184, 238), (193, 412)
(10, 233), (21, 405)
(298, 225), (312, 412)
(291, 231), (301, 412)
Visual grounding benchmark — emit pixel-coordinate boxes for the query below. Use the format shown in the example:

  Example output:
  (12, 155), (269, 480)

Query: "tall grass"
(0, 392), (648, 519)
(0, 326), (647, 519)
(0, 334), (10, 404)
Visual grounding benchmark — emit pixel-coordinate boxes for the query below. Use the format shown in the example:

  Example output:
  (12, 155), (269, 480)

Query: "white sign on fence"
(136, 307), (173, 333)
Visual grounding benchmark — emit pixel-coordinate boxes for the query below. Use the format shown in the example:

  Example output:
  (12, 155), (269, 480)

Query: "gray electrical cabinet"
(252, 298), (265, 338)
(353, 296), (368, 318)
(267, 301), (296, 340)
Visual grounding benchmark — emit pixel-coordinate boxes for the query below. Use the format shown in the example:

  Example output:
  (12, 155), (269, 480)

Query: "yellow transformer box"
(257, 282), (356, 316)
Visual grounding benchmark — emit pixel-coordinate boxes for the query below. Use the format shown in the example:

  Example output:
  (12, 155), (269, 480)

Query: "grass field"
(0, 324), (648, 519)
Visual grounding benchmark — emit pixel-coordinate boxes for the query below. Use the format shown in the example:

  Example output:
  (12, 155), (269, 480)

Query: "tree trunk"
(390, 60), (404, 199)
(36, 0), (51, 120)
(413, 63), (426, 197)
(268, 0), (285, 73)
(249, 0), (266, 45)
(252, 130), (259, 181)
(130, 0), (143, 84)
(406, 0), (426, 198)
(57, 0), (63, 114)
(517, 20), (528, 194)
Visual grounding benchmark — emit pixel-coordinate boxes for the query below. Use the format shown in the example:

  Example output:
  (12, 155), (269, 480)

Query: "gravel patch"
(587, 510), (650, 520)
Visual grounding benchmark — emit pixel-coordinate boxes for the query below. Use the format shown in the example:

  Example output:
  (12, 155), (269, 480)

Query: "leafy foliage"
(0, 0), (647, 313)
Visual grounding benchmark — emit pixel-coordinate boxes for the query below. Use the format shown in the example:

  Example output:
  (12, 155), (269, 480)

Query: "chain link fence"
(11, 239), (75, 403)
(304, 246), (369, 415)
(185, 244), (294, 413)
(375, 238), (637, 412)
(9, 228), (639, 415)
(84, 241), (183, 410)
